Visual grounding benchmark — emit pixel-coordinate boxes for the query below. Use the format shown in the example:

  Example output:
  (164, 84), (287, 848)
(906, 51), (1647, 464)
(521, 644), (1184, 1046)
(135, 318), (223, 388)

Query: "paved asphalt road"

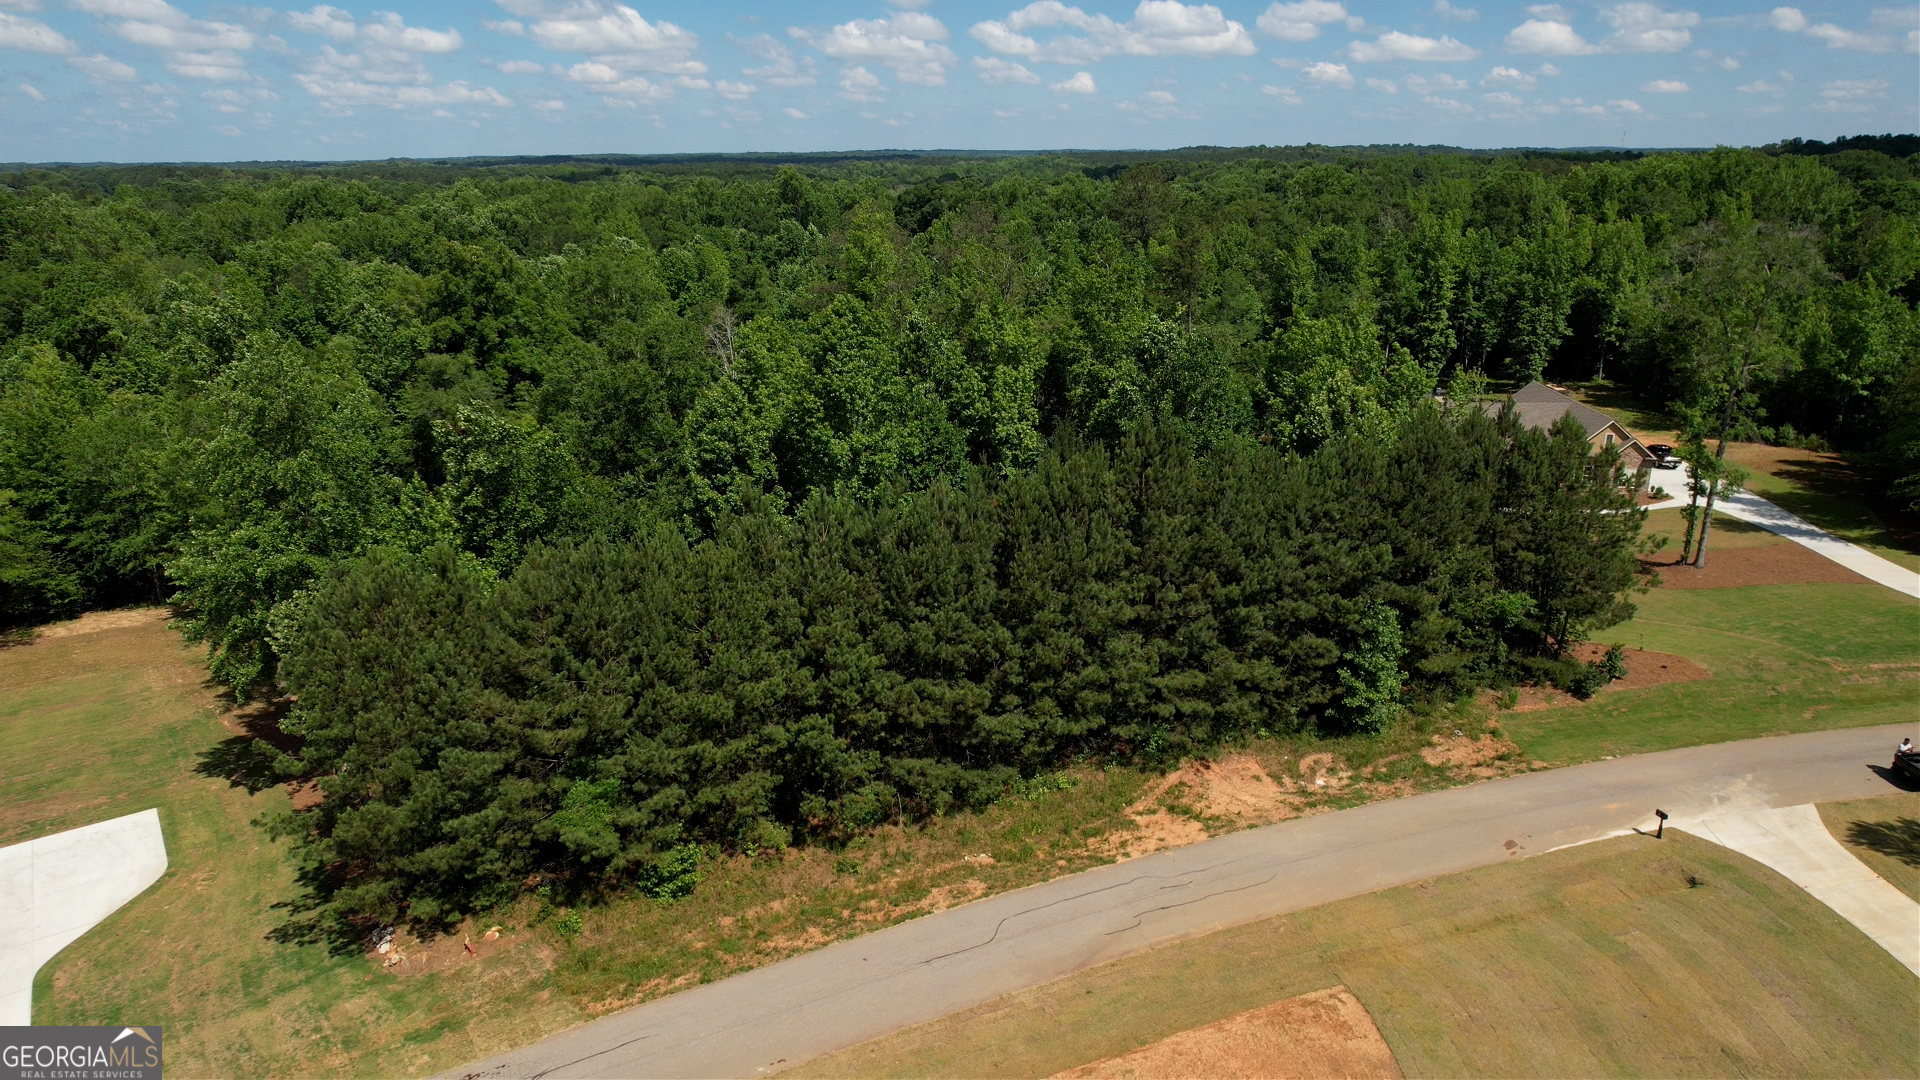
(450, 723), (1916, 1080)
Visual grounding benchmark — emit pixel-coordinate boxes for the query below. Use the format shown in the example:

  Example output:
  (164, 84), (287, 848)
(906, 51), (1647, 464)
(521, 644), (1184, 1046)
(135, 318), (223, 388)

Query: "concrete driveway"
(1642, 466), (1920, 599)
(449, 723), (1915, 1080)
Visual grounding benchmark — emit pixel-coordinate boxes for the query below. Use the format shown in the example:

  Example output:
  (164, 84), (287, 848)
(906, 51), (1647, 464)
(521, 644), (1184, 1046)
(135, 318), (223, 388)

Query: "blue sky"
(1, 0), (1914, 161)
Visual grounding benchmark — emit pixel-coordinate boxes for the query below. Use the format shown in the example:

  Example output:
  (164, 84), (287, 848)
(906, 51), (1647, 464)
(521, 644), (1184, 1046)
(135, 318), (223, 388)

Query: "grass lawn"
(792, 831), (1919, 1079)
(3, 612), (584, 1077)
(1501, 582), (1919, 765)
(1819, 792), (1920, 905)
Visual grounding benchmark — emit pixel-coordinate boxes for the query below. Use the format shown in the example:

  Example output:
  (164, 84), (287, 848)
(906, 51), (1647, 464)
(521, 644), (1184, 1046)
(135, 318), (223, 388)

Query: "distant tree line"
(3, 144), (1912, 648)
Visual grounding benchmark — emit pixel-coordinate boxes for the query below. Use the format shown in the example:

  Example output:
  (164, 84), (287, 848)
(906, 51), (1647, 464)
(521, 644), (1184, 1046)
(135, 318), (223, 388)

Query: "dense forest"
(2, 142), (1914, 926)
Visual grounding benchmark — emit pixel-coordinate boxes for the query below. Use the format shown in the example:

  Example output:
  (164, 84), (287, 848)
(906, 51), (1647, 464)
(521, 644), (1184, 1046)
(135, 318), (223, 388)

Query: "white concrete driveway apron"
(1688, 804), (1920, 977)
(1642, 467), (1920, 599)
(0, 808), (169, 1026)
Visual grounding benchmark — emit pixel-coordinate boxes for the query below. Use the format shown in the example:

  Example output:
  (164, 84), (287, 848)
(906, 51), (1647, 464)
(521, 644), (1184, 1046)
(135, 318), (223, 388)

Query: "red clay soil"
(1639, 544), (1874, 589)
(1053, 986), (1402, 1080)
(1490, 645), (1712, 713)
(1568, 642), (1711, 690)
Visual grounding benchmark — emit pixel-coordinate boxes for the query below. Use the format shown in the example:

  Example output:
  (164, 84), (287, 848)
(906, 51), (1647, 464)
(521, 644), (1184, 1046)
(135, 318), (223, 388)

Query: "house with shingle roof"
(1490, 381), (1655, 473)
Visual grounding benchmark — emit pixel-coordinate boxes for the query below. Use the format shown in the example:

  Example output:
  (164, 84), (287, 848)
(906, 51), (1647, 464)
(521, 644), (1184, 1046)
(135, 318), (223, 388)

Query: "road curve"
(449, 723), (1916, 1080)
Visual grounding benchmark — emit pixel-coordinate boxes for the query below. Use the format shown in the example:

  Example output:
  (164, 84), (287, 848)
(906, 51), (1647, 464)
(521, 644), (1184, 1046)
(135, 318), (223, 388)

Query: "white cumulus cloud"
(1261, 82), (1302, 103)
(68, 0), (256, 78)
(1815, 77), (1887, 110)
(1349, 30), (1479, 62)
(1641, 78), (1687, 92)
(1770, 7), (1905, 52)
(289, 5), (356, 42)
(1051, 69), (1096, 92)
(69, 52), (138, 79)
(0, 12), (72, 53)
(499, 1), (705, 76)
(733, 34), (815, 88)
(837, 63), (884, 100)
(973, 55), (1040, 83)
(792, 11), (955, 86)
(1481, 65), (1537, 88)
(1301, 59), (1353, 86)
(1598, 2), (1696, 53)
(20, 81), (45, 99)
(1257, 0), (1345, 42)
(1504, 19), (1597, 55)
(1404, 72), (1467, 92)
(971, 1), (1255, 65)
(295, 73), (512, 107)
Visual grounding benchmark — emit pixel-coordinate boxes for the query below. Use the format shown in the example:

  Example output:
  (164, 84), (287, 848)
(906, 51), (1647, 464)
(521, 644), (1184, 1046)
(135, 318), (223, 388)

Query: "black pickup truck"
(1644, 443), (1682, 470)
(1894, 749), (1920, 784)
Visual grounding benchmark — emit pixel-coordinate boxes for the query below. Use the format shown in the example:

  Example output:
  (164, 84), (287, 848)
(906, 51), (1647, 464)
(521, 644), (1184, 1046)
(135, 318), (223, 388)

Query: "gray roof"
(1481, 381), (1638, 443)
(1508, 381), (1624, 439)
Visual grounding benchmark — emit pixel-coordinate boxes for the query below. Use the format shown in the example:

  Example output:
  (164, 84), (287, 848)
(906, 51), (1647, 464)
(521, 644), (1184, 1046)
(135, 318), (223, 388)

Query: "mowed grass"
(1502, 582), (1919, 765)
(793, 831), (1919, 1079)
(3, 612), (585, 1077)
(1819, 792), (1920, 905)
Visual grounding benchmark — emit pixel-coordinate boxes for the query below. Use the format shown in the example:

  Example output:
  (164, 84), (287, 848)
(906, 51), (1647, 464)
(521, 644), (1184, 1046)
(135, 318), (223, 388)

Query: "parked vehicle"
(1645, 443), (1682, 469)
(1894, 750), (1920, 784)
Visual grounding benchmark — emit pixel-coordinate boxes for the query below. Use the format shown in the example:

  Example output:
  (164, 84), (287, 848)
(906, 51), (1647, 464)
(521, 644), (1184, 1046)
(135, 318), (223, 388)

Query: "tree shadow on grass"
(193, 695), (303, 795)
(266, 890), (372, 957)
(1846, 817), (1920, 869)
(1765, 454), (1920, 559)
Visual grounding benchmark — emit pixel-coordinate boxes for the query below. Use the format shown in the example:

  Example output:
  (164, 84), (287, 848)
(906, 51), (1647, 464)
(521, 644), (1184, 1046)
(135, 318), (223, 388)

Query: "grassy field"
(793, 831), (1919, 1079)
(1502, 582), (1919, 765)
(1819, 792), (1920, 905)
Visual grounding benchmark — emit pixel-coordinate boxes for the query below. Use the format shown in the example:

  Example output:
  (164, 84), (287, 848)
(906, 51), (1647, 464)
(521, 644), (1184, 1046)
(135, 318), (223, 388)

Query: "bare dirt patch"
(1052, 985), (1402, 1079)
(1570, 643), (1712, 691)
(1092, 754), (1306, 862)
(1639, 544), (1872, 589)
(853, 878), (990, 924)
(1418, 734), (1525, 780)
(1484, 646), (1712, 715)
(29, 607), (171, 641)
